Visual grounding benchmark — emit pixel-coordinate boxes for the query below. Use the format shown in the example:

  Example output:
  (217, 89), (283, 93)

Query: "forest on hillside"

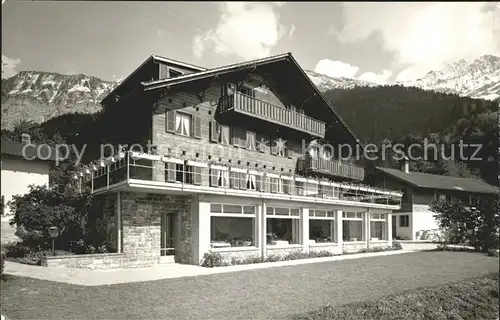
(2, 85), (498, 186)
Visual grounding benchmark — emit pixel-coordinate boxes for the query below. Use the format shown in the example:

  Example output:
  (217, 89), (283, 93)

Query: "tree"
(430, 198), (499, 252)
(8, 185), (96, 250)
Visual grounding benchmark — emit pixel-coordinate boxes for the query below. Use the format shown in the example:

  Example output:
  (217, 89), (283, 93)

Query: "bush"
(430, 198), (499, 252)
(3, 242), (32, 258)
(201, 252), (227, 268)
(392, 241), (403, 250)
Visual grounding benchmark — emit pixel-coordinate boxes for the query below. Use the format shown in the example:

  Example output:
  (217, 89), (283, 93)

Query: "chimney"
(401, 156), (410, 174)
(21, 133), (31, 145)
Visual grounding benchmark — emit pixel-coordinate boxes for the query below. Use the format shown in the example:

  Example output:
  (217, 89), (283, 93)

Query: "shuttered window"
(166, 109), (201, 139)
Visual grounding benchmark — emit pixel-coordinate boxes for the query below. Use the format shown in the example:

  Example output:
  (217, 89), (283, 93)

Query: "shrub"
(430, 198), (499, 252)
(264, 254), (282, 263)
(308, 250), (336, 258)
(3, 242), (32, 258)
(201, 252), (227, 268)
(392, 241), (403, 250)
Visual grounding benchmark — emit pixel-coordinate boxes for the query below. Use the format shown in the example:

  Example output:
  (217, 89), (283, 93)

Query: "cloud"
(314, 59), (392, 84)
(192, 2), (286, 60)
(336, 2), (500, 81)
(314, 59), (359, 78)
(2, 54), (21, 78)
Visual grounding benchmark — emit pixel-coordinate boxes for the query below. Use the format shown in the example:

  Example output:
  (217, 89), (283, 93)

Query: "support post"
(117, 191), (122, 253)
(387, 212), (392, 242)
(365, 209), (371, 249)
(301, 208), (309, 253)
(261, 201), (267, 259)
(336, 210), (343, 248)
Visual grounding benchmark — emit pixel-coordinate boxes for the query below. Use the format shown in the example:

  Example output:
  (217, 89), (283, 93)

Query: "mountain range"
(1, 54), (499, 129)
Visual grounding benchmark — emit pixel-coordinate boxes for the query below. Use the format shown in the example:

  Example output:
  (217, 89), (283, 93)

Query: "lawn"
(295, 273), (499, 320)
(1, 251), (499, 320)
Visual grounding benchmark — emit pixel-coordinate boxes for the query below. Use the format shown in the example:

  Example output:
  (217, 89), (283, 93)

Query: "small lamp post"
(48, 226), (59, 256)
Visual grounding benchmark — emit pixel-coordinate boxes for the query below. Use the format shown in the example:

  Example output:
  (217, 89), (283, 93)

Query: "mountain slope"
(306, 54), (500, 101)
(1, 71), (116, 129)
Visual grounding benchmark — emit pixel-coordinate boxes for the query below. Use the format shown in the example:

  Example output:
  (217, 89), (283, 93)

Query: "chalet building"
(1, 134), (56, 243)
(375, 159), (499, 241)
(73, 53), (403, 267)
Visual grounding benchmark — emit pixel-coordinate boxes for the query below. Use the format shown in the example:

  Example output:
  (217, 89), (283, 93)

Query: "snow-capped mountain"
(1, 71), (116, 129)
(305, 54), (500, 101)
(397, 55), (500, 101)
(304, 70), (377, 91)
(1, 55), (498, 129)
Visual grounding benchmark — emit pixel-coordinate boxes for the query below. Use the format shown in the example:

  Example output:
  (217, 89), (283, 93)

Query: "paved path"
(4, 249), (411, 286)
(2, 251), (498, 320)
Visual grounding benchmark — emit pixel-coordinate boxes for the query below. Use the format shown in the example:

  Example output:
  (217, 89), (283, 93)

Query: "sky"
(2, 1), (499, 84)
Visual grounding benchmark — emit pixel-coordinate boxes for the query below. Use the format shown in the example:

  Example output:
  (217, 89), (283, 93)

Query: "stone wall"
(120, 192), (193, 267)
(41, 253), (125, 269)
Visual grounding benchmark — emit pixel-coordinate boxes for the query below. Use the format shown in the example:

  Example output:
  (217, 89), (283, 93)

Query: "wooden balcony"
(298, 156), (365, 181)
(219, 92), (326, 138)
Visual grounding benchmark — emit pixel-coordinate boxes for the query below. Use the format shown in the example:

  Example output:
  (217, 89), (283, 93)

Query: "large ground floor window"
(343, 212), (364, 241)
(309, 209), (335, 243)
(370, 213), (386, 240)
(266, 218), (300, 245)
(210, 203), (256, 248)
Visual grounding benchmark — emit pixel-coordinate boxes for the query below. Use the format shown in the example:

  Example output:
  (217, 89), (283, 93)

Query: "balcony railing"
(298, 156), (365, 181)
(219, 92), (326, 138)
(74, 152), (401, 207)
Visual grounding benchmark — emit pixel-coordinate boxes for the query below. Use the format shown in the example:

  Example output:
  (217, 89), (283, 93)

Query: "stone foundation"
(309, 244), (342, 255)
(41, 253), (126, 269)
(266, 245), (303, 257)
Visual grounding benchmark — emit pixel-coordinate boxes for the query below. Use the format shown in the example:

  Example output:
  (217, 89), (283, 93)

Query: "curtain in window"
(221, 126), (230, 145)
(247, 132), (256, 150)
(182, 115), (190, 136)
(175, 114), (182, 134)
(247, 174), (256, 190)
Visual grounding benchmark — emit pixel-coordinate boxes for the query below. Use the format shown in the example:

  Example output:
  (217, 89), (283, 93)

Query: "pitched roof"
(376, 166), (499, 195)
(141, 52), (361, 146)
(1, 138), (57, 162)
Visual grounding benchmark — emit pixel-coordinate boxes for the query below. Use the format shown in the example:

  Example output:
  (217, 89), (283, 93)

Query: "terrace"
(74, 151), (402, 209)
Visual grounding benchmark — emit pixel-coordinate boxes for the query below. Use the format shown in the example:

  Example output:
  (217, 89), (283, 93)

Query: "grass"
(1, 251), (499, 320)
(295, 273), (499, 320)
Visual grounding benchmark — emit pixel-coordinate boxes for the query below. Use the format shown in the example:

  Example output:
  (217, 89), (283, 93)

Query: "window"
(210, 168), (229, 187)
(321, 146), (333, 160)
(1, 195), (4, 216)
(309, 210), (335, 243)
(370, 213), (386, 240)
(175, 112), (191, 136)
(266, 206), (300, 245)
(308, 146), (319, 159)
(210, 121), (230, 145)
(210, 204), (256, 248)
(246, 131), (257, 150)
(469, 195), (479, 207)
(246, 173), (257, 190)
(342, 212), (364, 241)
(271, 138), (287, 157)
(399, 215), (409, 228)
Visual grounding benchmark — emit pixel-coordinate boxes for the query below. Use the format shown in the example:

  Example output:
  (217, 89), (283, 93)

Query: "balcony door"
(160, 212), (177, 261)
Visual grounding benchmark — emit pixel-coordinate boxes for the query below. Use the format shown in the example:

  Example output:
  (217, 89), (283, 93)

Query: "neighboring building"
(74, 53), (403, 267)
(375, 159), (499, 241)
(1, 134), (56, 243)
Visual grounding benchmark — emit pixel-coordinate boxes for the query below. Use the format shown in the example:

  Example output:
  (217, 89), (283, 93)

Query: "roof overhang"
(142, 53), (361, 147)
